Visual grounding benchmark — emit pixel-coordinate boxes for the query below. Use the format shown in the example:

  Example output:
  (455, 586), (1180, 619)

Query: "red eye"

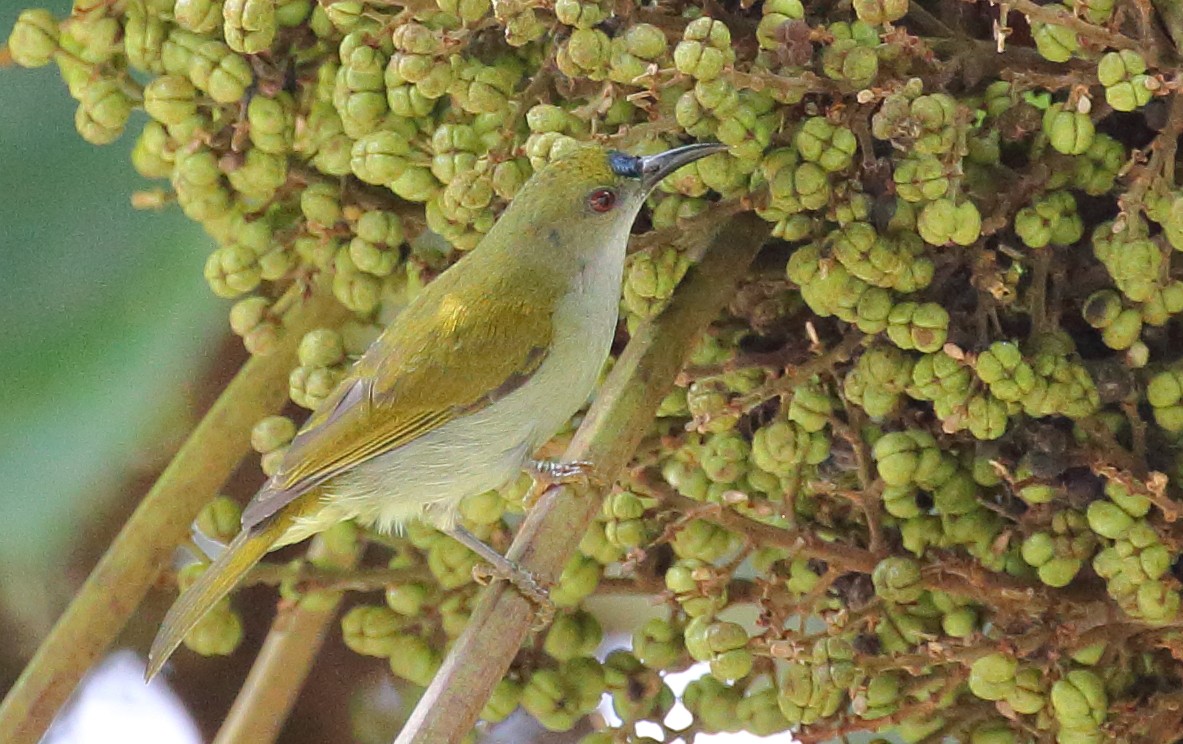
(587, 188), (617, 213)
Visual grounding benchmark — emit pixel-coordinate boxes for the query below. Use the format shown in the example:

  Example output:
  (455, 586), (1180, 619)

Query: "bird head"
(491, 142), (729, 257)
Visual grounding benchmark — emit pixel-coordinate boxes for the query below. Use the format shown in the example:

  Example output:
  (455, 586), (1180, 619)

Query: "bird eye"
(587, 188), (617, 213)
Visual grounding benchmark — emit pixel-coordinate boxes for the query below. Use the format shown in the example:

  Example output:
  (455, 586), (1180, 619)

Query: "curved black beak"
(639, 142), (730, 192)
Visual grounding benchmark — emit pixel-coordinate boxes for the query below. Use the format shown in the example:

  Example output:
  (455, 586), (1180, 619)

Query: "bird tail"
(145, 494), (314, 681)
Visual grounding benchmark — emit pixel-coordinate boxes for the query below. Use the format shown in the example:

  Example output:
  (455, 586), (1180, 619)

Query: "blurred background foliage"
(0, 0), (223, 673)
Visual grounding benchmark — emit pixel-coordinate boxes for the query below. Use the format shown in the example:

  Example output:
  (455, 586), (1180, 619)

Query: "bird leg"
(524, 459), (608, 508)
(445, 525), (555, 626)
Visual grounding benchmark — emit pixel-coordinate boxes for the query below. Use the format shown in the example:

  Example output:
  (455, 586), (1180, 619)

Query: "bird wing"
(241, 276), (557, 530)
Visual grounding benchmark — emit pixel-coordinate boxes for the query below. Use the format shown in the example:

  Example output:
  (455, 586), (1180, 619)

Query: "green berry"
(388, 634), (441, 686)
(674, 18), (734, 81)
(872, 556), (924, 603)
(853, 0), (908, 24)
(8, 8), (59, 68)
(341, 605), (403, 656)
(223, 0), (277, 54)
(544, 610), (603, 661)
(251, 414), (296, 454)
(350, 131), (411, 185)
(1031, 21), (1078, 62)
(1043, 103), (1094, 156)
(968, 652), (1017, 701)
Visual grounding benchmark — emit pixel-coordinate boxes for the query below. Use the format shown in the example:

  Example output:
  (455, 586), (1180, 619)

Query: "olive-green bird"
(146, 141), (726, 681)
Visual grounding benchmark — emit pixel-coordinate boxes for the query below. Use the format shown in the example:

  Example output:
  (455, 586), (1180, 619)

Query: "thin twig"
(998, 0), (1146, 57)
(733, 331), (866, 413)
(242, 561), (432, 591)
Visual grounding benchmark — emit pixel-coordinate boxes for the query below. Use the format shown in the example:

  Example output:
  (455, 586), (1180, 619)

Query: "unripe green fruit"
(76, 79), (133, 145)
(224, 0), (277, 54)
(821, 38), (878, 87)
(388, 634), (441, 686)
(298, 328), (346, 368)
(195, 496), (242, 545)
(481, 677), (522, 723)
(183, 605), (244, 657)
(8, 8), (59, 68)
(438, 0), (491, 22)
(1031, 21), (1078, 62)
(1006, 668), (1046, 714)
(968, 652), (1017, 701)
(191, 41), (254, 103)
(1100, 308), (1142, 350)
(633, 618), (683, 669)
(917, 198), (981, 246)
(853, 0), (908, 24)
(554, 0), (607, 28)
(251, 415), (296, 454)
(351, 132), (411, 185)
(872, 556), (924, 603)
(544, 610), (603, 661)
(711, 648), (754, 682)
(1082, 289), (1122, 329)
(674, 18), (734, 81)
(893, 155), (948, 202)
(551, 553), (601, 607)
(942, 605), (978, 637)
(886, 302), (949, 353)
(1087, 500), (1134, 539)
(341, 605), (403, 656)
(1043, 104), (1095, 155)
(1051, 670), (1107, 727)
(1098, 51), (1153, 112)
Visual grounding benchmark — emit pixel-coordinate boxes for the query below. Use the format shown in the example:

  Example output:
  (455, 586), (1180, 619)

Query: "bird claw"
(471, 562), (555, 628)
(524, 459), (608, 508)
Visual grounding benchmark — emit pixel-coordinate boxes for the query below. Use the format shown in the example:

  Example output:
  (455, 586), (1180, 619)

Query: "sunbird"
(146, 141), (727, 680)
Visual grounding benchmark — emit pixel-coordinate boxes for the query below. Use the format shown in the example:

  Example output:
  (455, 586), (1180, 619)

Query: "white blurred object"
(42, 650), (201, 744)
(599, 661), (797, 743)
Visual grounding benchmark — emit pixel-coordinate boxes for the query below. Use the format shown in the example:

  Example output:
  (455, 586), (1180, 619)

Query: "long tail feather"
(146, 510), (293, 681)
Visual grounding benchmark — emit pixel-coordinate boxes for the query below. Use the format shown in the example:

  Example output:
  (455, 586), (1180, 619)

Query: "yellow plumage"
(146, 492), (321, 680)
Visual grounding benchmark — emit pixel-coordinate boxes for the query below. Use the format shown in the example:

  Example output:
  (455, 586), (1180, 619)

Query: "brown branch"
(654, 486), (880, 574)
(650, 482), (1102, 616)
(1028, 248), (1051, 337)
(1151, 0), (1183, 55)
(596, 576), (760, 603)
(242, 561), (432, 592)
(733, 331), (866, 412)
(1118, 91), (1183, 215)
(391, 212), (772, 744)
(722, 68), (839, 99)
(829, 413), (887, 556)
(997, 0), (1147, 58)
(794, 668), (970, 744)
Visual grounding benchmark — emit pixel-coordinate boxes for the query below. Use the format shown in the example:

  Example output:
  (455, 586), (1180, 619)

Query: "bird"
(146, 140), (728, 681)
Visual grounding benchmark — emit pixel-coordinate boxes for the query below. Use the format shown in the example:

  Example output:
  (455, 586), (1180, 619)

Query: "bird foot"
(471, 562), (556, 628)
(447, 525), (555, 627)
(524, 459), (608, 508)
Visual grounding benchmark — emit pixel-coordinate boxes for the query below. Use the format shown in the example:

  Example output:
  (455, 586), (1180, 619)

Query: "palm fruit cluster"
(12, 0), (1183, 740)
